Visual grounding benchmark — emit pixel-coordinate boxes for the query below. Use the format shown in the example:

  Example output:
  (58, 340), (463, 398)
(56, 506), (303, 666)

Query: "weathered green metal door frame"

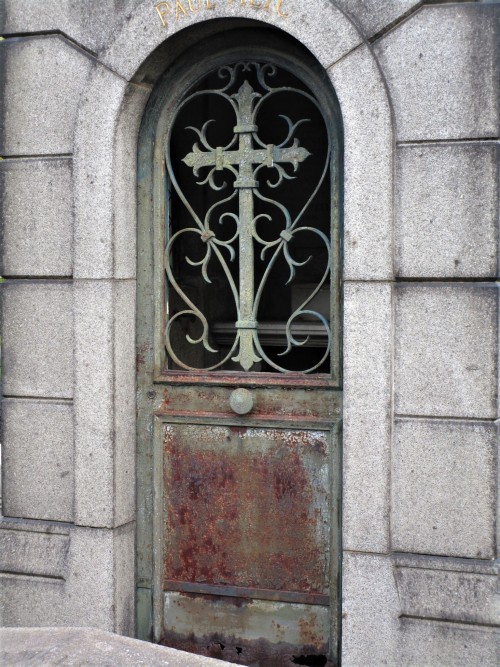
(137, 27), (343, 665)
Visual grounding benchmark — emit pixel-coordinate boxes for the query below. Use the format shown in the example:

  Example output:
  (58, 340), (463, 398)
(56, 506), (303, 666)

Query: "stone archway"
(72, 0), (394, 654)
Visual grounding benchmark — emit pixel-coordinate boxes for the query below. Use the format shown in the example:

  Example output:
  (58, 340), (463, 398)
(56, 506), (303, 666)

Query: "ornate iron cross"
(182, 79), (310, 370)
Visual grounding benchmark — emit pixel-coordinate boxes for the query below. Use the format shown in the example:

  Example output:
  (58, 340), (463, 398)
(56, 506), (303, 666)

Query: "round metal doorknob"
(229, 388), (254, 415)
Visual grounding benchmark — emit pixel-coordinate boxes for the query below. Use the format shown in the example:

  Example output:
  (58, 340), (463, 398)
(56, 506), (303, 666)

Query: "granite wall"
(0, 1), (498, 664)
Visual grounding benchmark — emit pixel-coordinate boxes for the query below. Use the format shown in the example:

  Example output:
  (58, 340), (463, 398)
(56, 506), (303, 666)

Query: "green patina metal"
(164, 59), (337, 375)
(176, 72), (311, 371)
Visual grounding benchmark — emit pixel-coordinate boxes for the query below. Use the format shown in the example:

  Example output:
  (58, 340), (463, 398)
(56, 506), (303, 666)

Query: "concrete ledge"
(0, 627), (236, 666)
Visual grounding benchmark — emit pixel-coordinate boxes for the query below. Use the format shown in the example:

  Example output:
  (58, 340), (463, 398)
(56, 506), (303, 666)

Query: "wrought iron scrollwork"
(165, 61), (332, 373)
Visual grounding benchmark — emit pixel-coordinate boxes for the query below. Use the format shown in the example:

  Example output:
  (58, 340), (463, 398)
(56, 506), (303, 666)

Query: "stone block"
(399, 619), (498, 667)
(0, 572), (65, 627)
(0, 525), (70, 579)
(113, 85), (151, 279)
(101, 0), (362, 82)
(394, 559), (498, 626)
(2, 399), (74, 522)
(73, 277), (138, 529)
(328, 45), (393, 280)
(343, 282), (392, 553)
(68, 526), (116, 628)
(395, 284), (497, 418)
(341, 552), (399, 667)
(1, 281), (73, 399)
(73, 280), (114, 527)
(374, 5), (499, 141)
(396, 143), (498, 278)
(335, 0), (421, 39)
(62, 523), (135, 634)
(0, 158), (73, 277)
(392, 419), (496, 559)
(0, 521), (69, 627)
(73, 279), (135, 529)
(1, 0), (142, 54)
(0, 522), (135, 633)
(0, 36), (92, 155)
(73, 64), (128, 279)
(114, 523), (136, 637)
(113, 280), (136, 527)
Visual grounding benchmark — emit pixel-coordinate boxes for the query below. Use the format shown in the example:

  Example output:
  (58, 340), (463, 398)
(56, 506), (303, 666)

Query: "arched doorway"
(137, 26), (343, 666)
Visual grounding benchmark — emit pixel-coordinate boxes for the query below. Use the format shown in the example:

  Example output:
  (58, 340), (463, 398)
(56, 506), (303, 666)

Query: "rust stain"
(156, 370), (334, 388)
(271, 619), (285, 643)
(298, 613), (324, 647)
(160, 388), (170, 410)
(160, 629), (333, 667)
(162, 426), (329, 594)
(180, 591), (250, 608)
(152, 383), (340, 419)
(136, 342), (149, 372)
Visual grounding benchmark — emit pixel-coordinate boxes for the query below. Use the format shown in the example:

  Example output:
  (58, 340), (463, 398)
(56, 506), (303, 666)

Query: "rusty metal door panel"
(162, 424), (331, 595)
(163, 592), (331, 665)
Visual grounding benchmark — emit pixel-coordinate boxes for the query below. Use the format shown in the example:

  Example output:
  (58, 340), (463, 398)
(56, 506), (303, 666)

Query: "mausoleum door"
(137, 36), (342, 667)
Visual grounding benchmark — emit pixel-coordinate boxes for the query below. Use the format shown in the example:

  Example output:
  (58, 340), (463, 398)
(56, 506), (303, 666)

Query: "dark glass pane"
(165, 61), (333, 373)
